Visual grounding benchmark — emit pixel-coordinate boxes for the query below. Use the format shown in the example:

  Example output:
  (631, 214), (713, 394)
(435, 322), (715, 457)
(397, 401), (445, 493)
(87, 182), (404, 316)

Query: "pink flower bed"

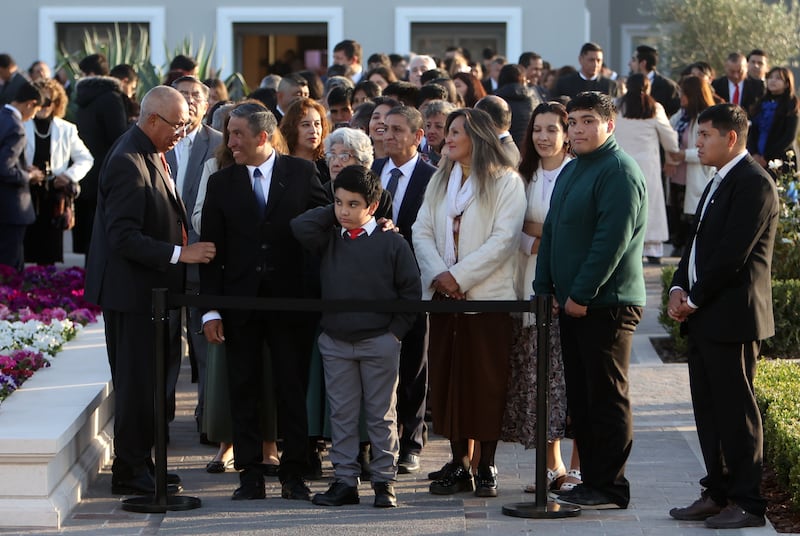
(0, 265), (100, 402)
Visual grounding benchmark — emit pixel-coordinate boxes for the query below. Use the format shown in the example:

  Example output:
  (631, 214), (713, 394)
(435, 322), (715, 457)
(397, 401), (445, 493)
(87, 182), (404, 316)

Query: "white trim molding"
(216, 7), (344, 75)
(394, 7), (522, 61)
(38, 7), (166, 73)
(620, 23), (654, 74)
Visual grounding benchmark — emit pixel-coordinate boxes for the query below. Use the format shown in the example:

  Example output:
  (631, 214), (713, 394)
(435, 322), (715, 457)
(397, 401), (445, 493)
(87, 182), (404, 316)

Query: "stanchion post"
(501, 294), (580, 519)
(122, 289), (201, 513)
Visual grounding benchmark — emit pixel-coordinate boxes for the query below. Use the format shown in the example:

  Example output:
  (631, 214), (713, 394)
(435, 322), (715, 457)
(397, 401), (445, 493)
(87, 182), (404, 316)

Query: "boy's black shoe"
(372, 481), (397, 507)
(427, 461), (454, 480)
(474, 466), (498, 497)
(429, 464), (475, 495)
(312, 481), (360, 506)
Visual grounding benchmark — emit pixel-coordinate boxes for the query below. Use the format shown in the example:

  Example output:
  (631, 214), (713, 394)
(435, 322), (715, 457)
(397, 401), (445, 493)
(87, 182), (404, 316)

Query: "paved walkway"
(3, 261), (785, 535)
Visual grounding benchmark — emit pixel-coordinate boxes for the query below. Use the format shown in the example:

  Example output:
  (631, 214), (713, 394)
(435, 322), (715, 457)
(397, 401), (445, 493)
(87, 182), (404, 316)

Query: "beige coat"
(412, 168), (526, 301)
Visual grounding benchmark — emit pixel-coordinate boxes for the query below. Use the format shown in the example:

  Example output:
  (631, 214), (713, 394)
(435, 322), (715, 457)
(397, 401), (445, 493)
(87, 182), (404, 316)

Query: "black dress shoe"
(704, 504), (765, 529)
(669, 494), (725, 521)
(428, 461), (453, 480)
(556, 484), (626, 509)
(429, 464), (475, 495)
(281, 475), (311, 501)
(474, 466), (498, 497)
(260, 463), (280, 477)
(232, 481), (266, 500)
(398, 452), (420, 474)
(372, 481), (397, 507)
(111, 471), (181, 496)
(312, 481), (359, 506)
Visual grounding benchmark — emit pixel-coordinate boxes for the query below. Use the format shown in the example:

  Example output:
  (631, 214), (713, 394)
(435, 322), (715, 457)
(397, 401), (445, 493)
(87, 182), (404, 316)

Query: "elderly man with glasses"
(85, 86), (217, 497)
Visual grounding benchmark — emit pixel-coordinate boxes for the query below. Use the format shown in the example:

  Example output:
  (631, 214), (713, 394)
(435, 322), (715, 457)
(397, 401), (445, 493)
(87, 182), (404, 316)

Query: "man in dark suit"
(84, 86), (217, 495)
(200, 101), (328, 501)
(0, 54), (29, 107)
(0, 81), (44, 270)
(711, 53), (765, 115)
(371, 105), (435, 474)
(629, 45), (680, 117)
(667, 104), (778, 529)
(273, 74), (309, 124)
(475, 95), (522, 167)
(556, 42), (616, 100)
(166, 76), (223, 441)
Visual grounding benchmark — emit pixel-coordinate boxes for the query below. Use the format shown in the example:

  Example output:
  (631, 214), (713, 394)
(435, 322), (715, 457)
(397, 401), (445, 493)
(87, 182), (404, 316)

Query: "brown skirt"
(428, 311), (512, 441)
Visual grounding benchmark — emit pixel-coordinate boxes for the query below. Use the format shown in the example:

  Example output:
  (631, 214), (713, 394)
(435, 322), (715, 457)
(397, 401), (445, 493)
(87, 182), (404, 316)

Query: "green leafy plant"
(770, 154), (800, 281)
(657, 265), (688, 357)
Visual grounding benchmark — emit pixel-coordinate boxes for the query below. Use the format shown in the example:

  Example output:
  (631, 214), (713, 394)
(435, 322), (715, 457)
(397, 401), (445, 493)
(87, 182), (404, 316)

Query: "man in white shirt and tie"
(371, 105), (436, 474)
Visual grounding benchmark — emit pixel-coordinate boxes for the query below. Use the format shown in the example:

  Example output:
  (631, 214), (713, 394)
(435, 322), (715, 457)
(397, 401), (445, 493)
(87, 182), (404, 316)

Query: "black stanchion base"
(122, 495), (202, 513)
(502, 500), (581, 519)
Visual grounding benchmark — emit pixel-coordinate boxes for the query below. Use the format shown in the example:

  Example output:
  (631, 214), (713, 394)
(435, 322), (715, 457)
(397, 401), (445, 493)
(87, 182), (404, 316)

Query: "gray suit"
(166, 123), (223, 426)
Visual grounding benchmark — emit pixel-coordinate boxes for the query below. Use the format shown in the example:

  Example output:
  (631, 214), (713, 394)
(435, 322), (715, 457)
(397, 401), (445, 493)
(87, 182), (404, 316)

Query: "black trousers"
(0, 223), (26, 271)
(104, 308), (182, 477)
(687, 332), (766, 516)
(559, 305), (642, 506)
(397, 313), (428, 455)
(224, 310), (315, 483)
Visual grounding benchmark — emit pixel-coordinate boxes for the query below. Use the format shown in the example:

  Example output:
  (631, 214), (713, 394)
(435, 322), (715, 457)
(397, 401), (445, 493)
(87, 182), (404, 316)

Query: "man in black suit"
(629, 45), (680, 117)
(84, 86), (217, 495)
(0, 54), (29, 107)
(667, 104), (778, 529)
(556, 42), (616, 100)
(371, 105), (435, 474)
(711, 53), (765, 115)
(475, 95), (521, 167)
(274, 74), (309, 124)
(200, 101), (328, 501)
(166, 76), (223, 440)
(0, 81), (43, 270)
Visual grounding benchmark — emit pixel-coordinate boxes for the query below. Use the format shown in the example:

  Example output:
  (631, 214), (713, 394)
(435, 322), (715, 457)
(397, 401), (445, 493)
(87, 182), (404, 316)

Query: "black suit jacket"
(556, 71), (617, 100)
(711, 76), (765, 113)
(372, 156), (435, 251)
(84, 125), (188, 313)
(650, 71), (681, 117)
(0, 106), (34, 226)
(671, 155), (778, 342)
(199, 153), (328, 324)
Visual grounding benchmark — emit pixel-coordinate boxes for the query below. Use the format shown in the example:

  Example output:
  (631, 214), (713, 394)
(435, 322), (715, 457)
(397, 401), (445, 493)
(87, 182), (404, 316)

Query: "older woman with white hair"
(323, 127), (392, 218)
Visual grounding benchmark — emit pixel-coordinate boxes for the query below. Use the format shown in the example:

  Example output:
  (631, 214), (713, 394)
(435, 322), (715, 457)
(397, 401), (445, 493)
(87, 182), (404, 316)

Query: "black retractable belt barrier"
(502, 294), (580, 519)
(124, 288), (541, 514)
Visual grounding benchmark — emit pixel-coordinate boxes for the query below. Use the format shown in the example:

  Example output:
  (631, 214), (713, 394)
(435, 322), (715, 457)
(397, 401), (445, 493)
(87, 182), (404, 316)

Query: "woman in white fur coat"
(23, 78), (93, 264)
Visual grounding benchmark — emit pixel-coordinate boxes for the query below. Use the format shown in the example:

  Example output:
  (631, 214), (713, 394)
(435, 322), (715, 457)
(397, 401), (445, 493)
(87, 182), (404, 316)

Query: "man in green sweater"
(534, 91), (647, 510)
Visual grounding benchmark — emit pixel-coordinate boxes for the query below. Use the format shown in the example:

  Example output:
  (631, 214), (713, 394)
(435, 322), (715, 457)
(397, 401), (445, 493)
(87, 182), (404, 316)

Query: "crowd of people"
(0, 36), (784, 528)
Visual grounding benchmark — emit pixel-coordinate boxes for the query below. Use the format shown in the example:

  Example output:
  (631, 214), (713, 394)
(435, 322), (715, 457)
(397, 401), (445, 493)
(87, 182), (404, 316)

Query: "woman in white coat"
(24, 79), (93, 264)
(413, 108), (525, 498)
(665, 76), (716, 256)
(613, 73), (679, 264)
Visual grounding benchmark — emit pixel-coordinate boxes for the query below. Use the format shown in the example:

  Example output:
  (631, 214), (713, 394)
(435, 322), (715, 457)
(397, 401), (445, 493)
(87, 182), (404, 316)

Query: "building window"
(394, 7), (522, 62)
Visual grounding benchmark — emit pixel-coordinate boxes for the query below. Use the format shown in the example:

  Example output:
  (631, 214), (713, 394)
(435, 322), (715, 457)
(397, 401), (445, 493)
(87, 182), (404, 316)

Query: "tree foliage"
(649, 0), (800, 74)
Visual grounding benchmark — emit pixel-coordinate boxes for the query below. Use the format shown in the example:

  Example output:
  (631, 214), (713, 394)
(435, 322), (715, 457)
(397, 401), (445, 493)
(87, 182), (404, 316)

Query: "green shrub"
(763, 279), (800, 357)
(658, 265), (688, 356)
(755, 359), (800, 508)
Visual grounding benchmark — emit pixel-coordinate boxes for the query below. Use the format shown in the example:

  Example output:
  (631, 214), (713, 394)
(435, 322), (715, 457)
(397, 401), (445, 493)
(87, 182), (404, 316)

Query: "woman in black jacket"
(748, 66), (799, 171)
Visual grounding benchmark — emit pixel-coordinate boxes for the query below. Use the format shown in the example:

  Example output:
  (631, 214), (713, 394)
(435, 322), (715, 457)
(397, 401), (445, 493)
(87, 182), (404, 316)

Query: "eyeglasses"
(178, 90), (207, 102)
(41, 98), (53, 107)
(155, 113), (188, 136)
(325, 152), (354, 162)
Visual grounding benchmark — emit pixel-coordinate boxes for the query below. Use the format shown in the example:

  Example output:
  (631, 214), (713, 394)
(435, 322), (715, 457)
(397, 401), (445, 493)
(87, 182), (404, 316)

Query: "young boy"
(290, 165), (421, 508)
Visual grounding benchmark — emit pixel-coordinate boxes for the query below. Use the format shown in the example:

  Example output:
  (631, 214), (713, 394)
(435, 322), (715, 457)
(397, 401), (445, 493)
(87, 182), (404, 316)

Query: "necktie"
(688, 173), (723, 289)
(159, 153), (186, 245)
(387, 168), (402, 198)
(253, 168), (267, 219)
(732, 83), (740, 106)
(175, 136), (192, 199)
(347, 227), (364, 240)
